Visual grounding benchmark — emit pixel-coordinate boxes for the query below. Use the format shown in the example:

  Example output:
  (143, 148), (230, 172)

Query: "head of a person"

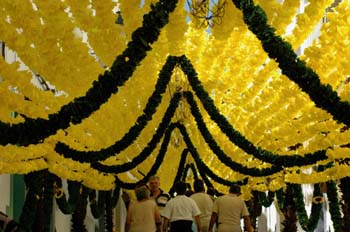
(229, 184), (241, 195)
(135, 184), (151, 201)
(148, 175), (161, 192)
(193, 179), (205, 192)
(174, 181), (187, 195)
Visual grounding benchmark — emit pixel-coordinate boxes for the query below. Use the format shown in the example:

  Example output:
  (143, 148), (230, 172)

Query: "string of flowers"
(176, 122), (252, 185)
(291, 183), (323, 232)
(54, 179), (81, 214)
(91, 92), (180, 172)
(108, 122), (250, 190)
(327, 180), (343, 231)
(60, 55), (327, 179)
(56, 56), (179, 162)
(71, 186), (89, 232)
(183, 163), (199, 181)
(193, 160), (224, 196)
(34, 171), (55, 232)
(179, 56), (328, 167)
(113, 123), (177, 189)
(276, 188), (286, 211)
(169, 149), (188, 196)
(183, 91), (282, 175)
(230, 0), (350, 125)
(89, 191), (107, 219)
(281, 184), (298, 231)
(0, 0), (179, 146)
(18, 171), (44, 231)
(105, 192), (114, 232)
(257, 190), (276, 208)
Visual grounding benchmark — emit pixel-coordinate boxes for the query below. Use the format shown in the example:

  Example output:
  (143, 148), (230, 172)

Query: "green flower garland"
(291, 184), (322, 232)
(179, 56), (328, 167)
(169, 149), (188, 196)
(57, 56), (179, 162)
(61, 55), (327, 179)
(71, 186), (89, 232)
(113, 123), (177, 189)
(184, 91), (282, 175)
(231, 0), (350, 125)
(104, 122), (250, 190)
(54, 179), (81, 214)
(0, 0), (179, 146)
(91, 92), (181, 172)
(183, 163), (198, 181)
(19, 172), (42, 231)
(89, 187), (120, 219)
(282, 184), (298, 232)
(327, 181), (343, 232)
(257, 190), (275, 208)
(19, 170), (56, 232)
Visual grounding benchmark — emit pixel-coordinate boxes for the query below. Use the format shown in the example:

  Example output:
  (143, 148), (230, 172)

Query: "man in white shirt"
(191, 179), (214, 232)
(161, 181), (202, 232)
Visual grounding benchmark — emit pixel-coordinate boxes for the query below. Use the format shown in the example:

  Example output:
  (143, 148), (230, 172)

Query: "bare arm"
(243, 215), (254, 232)
(194, 215), (202, 232)
(125, 203), (132, 232)
(163, 217), (169, 232)
(125, 213), (131, 232)
(208, 212), (218, 232)
(154, 206), (161, 224)
(154, 206), (161, 232)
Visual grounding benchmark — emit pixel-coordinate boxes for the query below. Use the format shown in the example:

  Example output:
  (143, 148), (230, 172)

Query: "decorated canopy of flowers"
(1, 0), (350, 197)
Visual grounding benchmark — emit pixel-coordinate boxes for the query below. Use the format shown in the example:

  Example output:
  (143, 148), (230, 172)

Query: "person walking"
(208, 184), (253, 232)
(191, 179), (214, 232)
(161, 181), (202, 232)
(148, 175), (171, 213)
(125, 185), (161, 232)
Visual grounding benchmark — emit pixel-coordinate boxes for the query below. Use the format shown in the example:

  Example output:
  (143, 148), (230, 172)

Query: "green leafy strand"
(89, 186), (120, 219)
(105, 192), (114, 232)
(56, 56), (179, 162)
(54, 179), (81, 214)
(19, 171), (43, 231)
(169, 149), (188, 196)
(108, 123), (251, 189)
(291, 184), (322, 232)
(61, 55), (326, 176)
(176, 122), (279, 178)
(179, 56), (327, 166)
(257, 190), (276, 208)
(91, 92), (180, 172)
(183, 92), (282, 175)
(183, 163), (198, 181)
(0, 0), (179, 146)
(71, 186), (89, 232)
(276, 188), (286, 211)
(231, 0), (350, 125)
(113, 123), (177, 189)
(89, 191), (107, 219)
(327, 181), (343, 232)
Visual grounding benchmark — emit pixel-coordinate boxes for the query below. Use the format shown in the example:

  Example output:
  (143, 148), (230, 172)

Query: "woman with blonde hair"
(125, 184), (161, 232)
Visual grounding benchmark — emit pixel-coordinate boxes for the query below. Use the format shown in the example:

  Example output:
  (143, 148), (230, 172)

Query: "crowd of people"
(124, 175), (254, 232)
(0, 176), (254, 232)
